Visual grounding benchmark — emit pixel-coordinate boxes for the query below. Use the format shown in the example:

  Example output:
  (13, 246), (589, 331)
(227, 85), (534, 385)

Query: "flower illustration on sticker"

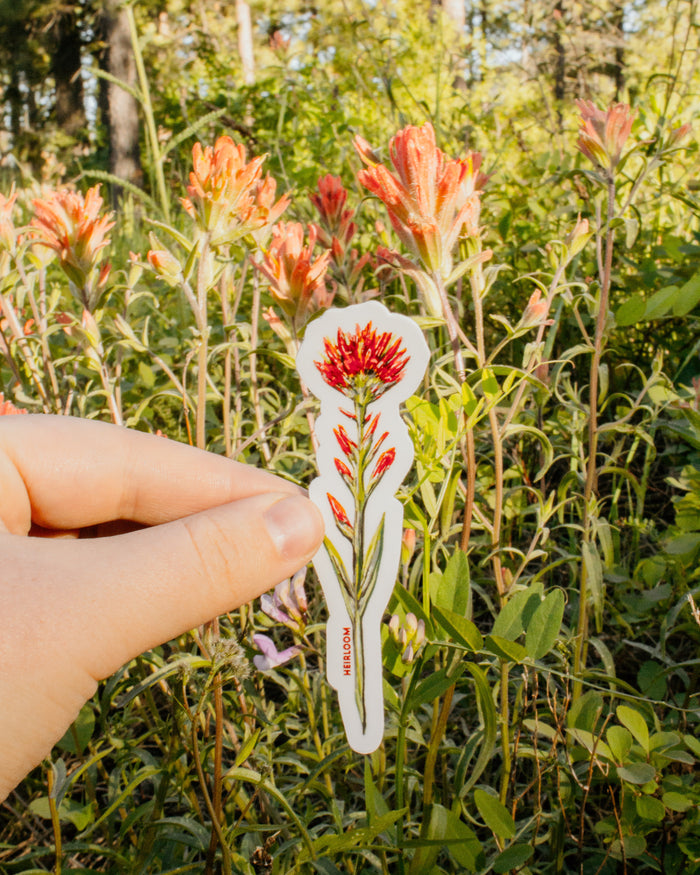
(297, 301), (429, 753)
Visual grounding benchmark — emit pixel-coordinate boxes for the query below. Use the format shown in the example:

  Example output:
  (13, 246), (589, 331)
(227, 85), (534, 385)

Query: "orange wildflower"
(256, 222), (332, 330)
(576, 100), (635, 172)
(355, 122), (486, 277)
(181, 135), (288, 245)
(0, 188), (18, 255)
(0, 393), (27, 415)
(31, 184), (114, 310)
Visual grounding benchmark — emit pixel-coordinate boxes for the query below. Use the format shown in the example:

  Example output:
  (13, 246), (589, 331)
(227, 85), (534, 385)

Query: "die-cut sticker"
(296, 301), (429, 753)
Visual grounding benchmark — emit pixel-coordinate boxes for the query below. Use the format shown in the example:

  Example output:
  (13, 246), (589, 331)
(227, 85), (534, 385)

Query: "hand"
(0, 415), (324, 800)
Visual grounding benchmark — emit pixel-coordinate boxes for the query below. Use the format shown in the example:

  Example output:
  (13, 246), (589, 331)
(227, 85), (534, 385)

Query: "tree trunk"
(611, 1), (625, 100)
(51, 8), (86, 136)
(101, 0), (142, 196)
(442, 0), (465, 33)
(236, 0), (255, 85)
(553, 0), (566, 125)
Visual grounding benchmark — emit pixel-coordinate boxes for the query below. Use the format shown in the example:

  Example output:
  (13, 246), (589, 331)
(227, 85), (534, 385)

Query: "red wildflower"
(372, 447), (396, 479)
(310, 174), (356, 252)
(315, 321), (409, 401)
(256, 222), (332, 329)
(334, 458), (353, 480)
(333, 424), (357, 457)
(355, 122), (486, 276)
(576, 100), (635, 172)
(327, 492), (352, 530)
(365, 412), (380, 437)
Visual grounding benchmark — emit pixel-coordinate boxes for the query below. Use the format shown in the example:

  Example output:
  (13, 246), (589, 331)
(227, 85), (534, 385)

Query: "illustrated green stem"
(351, 398), (369, 731)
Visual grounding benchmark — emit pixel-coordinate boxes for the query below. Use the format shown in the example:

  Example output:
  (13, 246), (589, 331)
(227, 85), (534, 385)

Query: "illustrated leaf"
(359, 514), (385, 609)
(323, 537), (353, 607)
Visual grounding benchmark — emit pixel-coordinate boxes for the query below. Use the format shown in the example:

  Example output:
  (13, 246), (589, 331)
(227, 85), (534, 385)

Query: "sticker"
(296, 301), (429, 753)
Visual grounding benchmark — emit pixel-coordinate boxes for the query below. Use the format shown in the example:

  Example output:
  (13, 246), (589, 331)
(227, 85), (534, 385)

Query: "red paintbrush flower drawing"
(296, 302), (430, 752)
(314, 321), (409, 402)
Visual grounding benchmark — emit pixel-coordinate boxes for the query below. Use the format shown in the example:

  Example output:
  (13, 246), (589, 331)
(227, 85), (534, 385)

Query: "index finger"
(0, 415), (300, 535)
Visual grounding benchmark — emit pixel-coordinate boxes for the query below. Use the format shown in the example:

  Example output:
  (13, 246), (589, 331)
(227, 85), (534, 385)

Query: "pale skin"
(0, 415), (325, 801)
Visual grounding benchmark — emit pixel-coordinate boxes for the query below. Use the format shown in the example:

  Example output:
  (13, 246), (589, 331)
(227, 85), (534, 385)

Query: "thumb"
(24, 491), (324, 679)
(0, 492), (324, 798)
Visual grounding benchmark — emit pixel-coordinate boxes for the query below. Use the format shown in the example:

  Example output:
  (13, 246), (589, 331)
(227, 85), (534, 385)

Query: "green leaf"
(491, 584), (542, 641)
(137, 361), (156, 389)
(662, 791), (695, 812)
(411, 663), (467, 709)
(304, 810), (406, 860)
(524, 589), (565, 659)
(606, 726), (633, 763)
(644, 284), (680, 320)
(636, 795), (666, 822)
(474, 789), (515, 839)
(57, 704), (95, 755)
(481, 368), (500, 398)
(617, 763), (656, 785)
(493, 844), (534, 873)
(460, 664), (498, 797)
(436, 549), (470, 616)
(616, 295), (646, 327)
(567, 690), (604, 732)
(672, 272), (700, 316)
(408, 804), (483, 874)
(233, 730), (260, 769)
(432, 605), (483, 651)
(616, 705), (650, 753)
(484, 635), (529, 663)
(582, 541), (605, 632)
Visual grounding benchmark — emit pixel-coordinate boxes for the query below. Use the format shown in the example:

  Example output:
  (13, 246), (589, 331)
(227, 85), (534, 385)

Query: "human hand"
(0, 415), (324, 800)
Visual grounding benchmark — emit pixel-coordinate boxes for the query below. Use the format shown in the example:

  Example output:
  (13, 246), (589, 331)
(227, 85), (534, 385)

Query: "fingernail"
(263, 496), (323, 560)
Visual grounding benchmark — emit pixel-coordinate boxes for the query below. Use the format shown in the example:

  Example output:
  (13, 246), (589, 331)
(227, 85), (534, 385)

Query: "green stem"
(574, 177), (616, 699)
(47, 766), (62, 875)
(126, 6), (170, 222)
(422, 683), (455, 809)
(195, 234), (211, 451)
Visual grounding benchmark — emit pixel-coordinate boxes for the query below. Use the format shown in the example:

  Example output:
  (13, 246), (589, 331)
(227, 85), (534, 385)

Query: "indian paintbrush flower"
(256, 222), (333, 333)
(0, 393), (27, 415)
(576, 100), (635, 174)
(355, 122), (486, 279)
(310, 174), (356, 252)
(181, 135), (288, 246)
(31, 184), (114, 311)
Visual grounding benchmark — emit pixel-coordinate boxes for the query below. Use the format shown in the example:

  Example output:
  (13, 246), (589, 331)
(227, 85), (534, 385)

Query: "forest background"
(0, 1), (700, 873)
